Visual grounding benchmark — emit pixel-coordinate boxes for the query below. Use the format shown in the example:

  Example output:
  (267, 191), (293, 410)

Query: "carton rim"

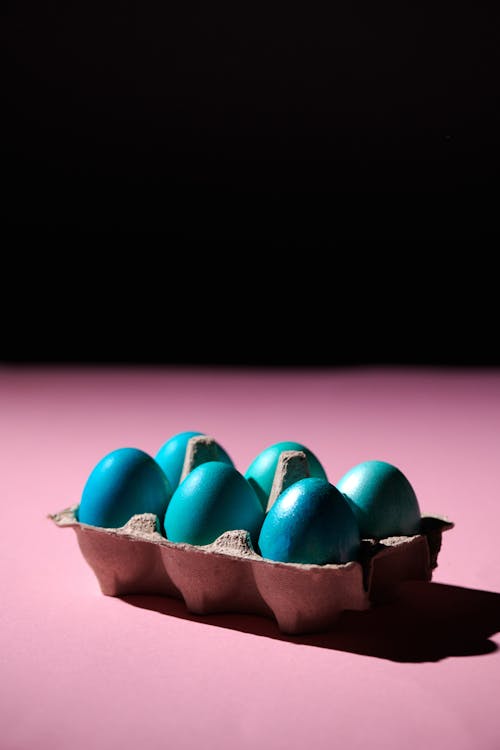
(48, 504), (454, 573)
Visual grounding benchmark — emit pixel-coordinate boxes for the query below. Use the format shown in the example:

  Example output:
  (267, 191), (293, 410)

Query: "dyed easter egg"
(77, 447), (172, 528)
(258, 477), (360, 565)
(164, 461), (264, 546)
(244, 441), (328, 510)
(155, 430), (233, 490)
(335, 459), (421, 539)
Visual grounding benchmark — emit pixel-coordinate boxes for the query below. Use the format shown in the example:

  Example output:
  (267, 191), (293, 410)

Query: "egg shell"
(336, 460), (422, 539)
(245, 441), (328, 510)
(155, 431), (233, 491)
(164, 461), (265, 547)
(258, 477), (361, 565)
(77, 447), (172, 529)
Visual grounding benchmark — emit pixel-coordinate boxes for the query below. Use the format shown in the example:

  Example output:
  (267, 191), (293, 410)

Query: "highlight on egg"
(155, 430), (234, 491)
(244, 440), (328, 511)
(164, 460), (265, 547)
(257, 477), (361, 565)
(335, 459), (422, 539)
(77, 447), (173, 529)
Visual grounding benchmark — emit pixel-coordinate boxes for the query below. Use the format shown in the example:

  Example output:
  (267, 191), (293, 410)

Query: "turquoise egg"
(164, 461), (264, 547)
(244, 441), (328, 510)
(335, 459), (422, 539)
(258, 477), (360, 565)
(155, 430), (233, 491)
(77, 447), (172, 528)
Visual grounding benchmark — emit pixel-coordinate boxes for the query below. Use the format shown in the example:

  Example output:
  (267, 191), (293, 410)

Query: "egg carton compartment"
(50, 439), (453, 635)
(49, 506), (453, 635)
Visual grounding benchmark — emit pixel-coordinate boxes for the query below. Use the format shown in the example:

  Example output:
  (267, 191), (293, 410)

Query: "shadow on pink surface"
(122, 581), (500, 663)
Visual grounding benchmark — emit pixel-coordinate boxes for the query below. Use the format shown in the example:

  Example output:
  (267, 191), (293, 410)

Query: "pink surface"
(1, 365), (499, 750)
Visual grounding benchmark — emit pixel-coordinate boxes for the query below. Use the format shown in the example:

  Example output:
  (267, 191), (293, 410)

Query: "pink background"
(2, 365), (499, 750)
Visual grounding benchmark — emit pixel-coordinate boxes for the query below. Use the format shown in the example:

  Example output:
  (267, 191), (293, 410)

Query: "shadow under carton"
(49, 507), (453, 635)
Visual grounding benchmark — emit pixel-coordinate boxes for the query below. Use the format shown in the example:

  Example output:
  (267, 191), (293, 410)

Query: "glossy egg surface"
(258, 477), (360, 565)
(164, 460), (264, 546)
(155, 430), (233, 490)
(78, 447), (172, 528)
(335, 459), (421, 539)
(245, 441), (328, 510)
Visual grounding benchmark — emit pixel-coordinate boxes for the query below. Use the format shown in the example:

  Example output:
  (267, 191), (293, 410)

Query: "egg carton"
(49, 502), (453, 635)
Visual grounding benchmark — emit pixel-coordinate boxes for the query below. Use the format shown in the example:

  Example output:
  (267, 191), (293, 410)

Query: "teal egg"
(335, 459), (421, 539)
(258, 477), (360, 565)
(155, 430), (233, 491)
(77, 447), (172, 528)
(164, 461), (265, 546)
(244, 441), (328, 510)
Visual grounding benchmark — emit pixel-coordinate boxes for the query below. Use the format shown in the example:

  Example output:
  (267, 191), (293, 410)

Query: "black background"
(1, 254), (498, 367)
(2, 1), (499, 367)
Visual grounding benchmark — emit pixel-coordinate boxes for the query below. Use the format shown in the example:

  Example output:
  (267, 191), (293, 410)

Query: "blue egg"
(335, 460), (421, 539)
(155, 430), (234, 491)
(77, 447), (173, 528)
(244, 441), (328, 510)
(164, 461), (264, 547)
(258, 477), (360, 565)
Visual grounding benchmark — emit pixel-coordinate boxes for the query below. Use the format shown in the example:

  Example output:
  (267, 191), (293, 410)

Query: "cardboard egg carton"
(49, 444), (453, 635)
